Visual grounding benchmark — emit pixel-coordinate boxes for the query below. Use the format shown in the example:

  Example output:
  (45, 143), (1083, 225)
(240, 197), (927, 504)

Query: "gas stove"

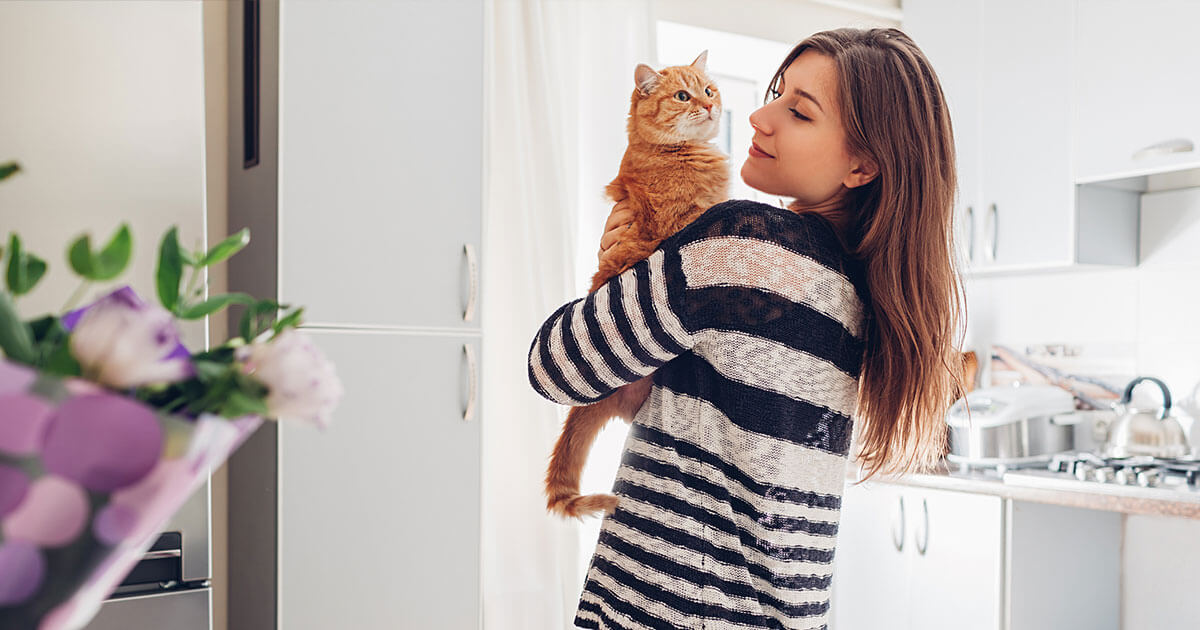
(999, 450), (1200, 502)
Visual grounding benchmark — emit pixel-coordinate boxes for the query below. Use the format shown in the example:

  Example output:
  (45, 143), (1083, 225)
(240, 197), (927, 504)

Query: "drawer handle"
(916, 497), (930, 556)
(463, 243), (479, 323)
(462, 343), (477, 422)
(891, 495), (905, 552)
(985, 203), (998, 262)
(1132, 137), (1194, 161)
(965, 205), (975, 264)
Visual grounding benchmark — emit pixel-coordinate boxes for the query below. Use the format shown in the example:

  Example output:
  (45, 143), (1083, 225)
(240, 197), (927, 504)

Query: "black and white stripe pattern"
(529, 200), (867, 630)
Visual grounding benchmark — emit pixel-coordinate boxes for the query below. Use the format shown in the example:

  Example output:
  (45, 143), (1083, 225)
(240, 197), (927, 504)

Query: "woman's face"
(741, 50), (875, 207)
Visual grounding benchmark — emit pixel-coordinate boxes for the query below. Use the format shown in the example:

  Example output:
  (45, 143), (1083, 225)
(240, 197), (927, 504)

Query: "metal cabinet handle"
(463, 243), (479, 322)
(916, 497), (930, 555)
(984, 203), (998, 262)
(891, 495), (905, 552)
(1132, 137), (1194, 161)
(965, 205), (975, 264)
(462, 343), (478, 422)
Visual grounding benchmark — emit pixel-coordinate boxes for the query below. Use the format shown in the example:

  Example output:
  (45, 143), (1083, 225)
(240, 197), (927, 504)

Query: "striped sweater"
(528, 199), (869, 630)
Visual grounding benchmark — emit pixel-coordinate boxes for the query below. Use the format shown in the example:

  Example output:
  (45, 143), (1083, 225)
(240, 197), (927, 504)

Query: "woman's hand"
(598, 200), (635, 266)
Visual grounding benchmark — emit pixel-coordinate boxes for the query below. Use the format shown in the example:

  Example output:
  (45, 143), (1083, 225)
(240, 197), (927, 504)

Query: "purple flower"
(237, 330), (342, 429)
(68, 288), (192, 389)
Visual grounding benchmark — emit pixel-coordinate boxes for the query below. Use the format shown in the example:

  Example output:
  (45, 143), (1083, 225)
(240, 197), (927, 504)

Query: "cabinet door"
(278, 331), (481, 630)
(902, 0), (983, 270)
(906, 489), (1002, 630)
(278, 0), (483, 330)
(977, 0), (1075, 267)
(830, 481), (910, 629)
(1075, 0), (1200, 181)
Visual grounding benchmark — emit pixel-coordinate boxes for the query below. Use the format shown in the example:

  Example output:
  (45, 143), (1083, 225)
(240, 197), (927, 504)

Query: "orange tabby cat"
(546, 51), (730, 519)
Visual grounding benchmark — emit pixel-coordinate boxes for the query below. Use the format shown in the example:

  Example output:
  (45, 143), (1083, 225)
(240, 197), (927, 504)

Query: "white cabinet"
(226, 2), (486, 628)
(277, 0), (483, 330)
(278, 331), (481, 630)
(905, 0), (1076, 270)
(977, 0), (1076, 268)
(830, 483), (909, 628)
(904, 0), (1139, 272)
(831, 484), (1003, 630)
(1074, 0), (1200, 182)
(900, 0), (982, 269)
(832, 481), (1123, 630)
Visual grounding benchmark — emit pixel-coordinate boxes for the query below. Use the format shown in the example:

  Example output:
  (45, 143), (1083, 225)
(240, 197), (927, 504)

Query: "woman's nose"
(749, 107), (770, 134)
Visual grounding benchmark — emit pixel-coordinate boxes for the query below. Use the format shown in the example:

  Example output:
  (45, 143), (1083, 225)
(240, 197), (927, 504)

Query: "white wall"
(654, 0), (900, 44)
(964, 187), (1200, 628)
(0, 0), (208, 348)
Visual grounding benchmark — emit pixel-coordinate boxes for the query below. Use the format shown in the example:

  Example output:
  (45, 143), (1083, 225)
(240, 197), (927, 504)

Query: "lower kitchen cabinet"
(831, 484), (1002, 630)
(275, 331), (481, 629)
(831, 482), (1121, 630)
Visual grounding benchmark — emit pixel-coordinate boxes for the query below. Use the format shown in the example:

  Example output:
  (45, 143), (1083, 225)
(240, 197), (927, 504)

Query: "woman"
(528, 27), (962, 630)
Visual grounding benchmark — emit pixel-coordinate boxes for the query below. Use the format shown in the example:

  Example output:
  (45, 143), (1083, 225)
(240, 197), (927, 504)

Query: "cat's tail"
(545, 376), (655, 519)
(545, 396), (625, 520)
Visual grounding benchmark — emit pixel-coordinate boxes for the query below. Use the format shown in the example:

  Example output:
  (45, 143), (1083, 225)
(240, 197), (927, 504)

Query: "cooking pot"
(945, 384), (1078, 465)
(1103, 376), (1192, 458)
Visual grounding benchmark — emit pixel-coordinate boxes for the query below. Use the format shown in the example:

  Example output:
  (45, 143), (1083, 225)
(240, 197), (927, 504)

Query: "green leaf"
(198, 229), (250, 267)
(177, 293), (255, 320)
(0, 162), (18, 182)
(0, 292), (35, 364)
(42, 340), (81, 377)
(272, 306), (305, 335)
(156, 227), (184, 312)
(219, 388), (270, 418)
(238, 299), (281, 341)
(67, 225), (132, 281)
(5, 234), (47, 296)
(67, 234), (95, 277)
(192, 359), (230, 381)
(92, 224), (132, 281)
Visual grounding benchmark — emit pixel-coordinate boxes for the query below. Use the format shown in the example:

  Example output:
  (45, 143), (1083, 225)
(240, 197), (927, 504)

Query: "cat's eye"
(675, 90), (691, 101)
(704, 87), (714, 97)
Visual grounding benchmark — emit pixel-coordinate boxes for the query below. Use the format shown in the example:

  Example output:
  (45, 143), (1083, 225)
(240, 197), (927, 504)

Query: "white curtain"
(481, 1), (654, 628)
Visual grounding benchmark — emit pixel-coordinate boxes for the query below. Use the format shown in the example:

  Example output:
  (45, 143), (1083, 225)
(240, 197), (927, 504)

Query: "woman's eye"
(704, 87), (713, 97)
(790, 108), (810, 121)
(675, 90), (691, 101)
(769, 88), (782, 101)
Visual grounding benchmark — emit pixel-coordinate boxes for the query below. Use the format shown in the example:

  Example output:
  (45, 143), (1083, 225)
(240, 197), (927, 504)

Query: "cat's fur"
(546, 52), (731, 519)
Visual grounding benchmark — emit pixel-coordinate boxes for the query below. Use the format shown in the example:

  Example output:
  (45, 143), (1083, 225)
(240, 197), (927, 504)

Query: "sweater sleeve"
(527, 240), (695, 406)
(527, 200), (865, 406)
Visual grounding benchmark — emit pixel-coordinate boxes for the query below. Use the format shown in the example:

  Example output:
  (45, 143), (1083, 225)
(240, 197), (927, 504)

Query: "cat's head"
(630, 51), (721, 145)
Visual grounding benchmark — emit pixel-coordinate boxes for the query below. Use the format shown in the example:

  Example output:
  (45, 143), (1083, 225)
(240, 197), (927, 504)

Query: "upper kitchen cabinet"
(275, 0), (483, 330)
(1074, 0), (1200, 183)
(901, 0), (982, 269)
(976, 0), (1076, 269)
(905, 0), (1139, 273)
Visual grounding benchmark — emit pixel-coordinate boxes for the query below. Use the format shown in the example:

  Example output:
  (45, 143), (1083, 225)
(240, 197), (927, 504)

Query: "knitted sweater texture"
(528, 199), (868, 630)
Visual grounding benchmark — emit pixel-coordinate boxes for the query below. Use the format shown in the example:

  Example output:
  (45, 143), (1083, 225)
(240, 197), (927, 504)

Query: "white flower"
(70, 294), (191, 389)
(237, 329), (342, 429)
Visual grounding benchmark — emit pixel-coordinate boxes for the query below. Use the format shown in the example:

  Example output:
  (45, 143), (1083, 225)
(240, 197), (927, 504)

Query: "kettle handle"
(1120, 376), (1173, 420)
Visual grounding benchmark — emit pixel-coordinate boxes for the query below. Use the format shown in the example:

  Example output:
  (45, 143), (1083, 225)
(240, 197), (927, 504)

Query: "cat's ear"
(634, 64), (662, 95)
(690, 50), (709, 74)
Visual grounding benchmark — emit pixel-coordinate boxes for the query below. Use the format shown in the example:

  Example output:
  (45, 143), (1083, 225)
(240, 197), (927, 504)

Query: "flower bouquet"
(0, 162), (342, 629)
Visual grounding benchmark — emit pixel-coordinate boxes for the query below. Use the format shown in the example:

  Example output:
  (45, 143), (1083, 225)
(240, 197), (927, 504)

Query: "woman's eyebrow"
(792, 87), (824, 113)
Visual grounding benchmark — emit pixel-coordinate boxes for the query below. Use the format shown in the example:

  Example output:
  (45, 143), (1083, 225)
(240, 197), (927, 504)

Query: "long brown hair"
(767, 28), (964, 483)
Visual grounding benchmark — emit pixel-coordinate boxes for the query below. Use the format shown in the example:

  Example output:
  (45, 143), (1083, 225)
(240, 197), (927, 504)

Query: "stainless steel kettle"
(1103, 376), (1192, 458)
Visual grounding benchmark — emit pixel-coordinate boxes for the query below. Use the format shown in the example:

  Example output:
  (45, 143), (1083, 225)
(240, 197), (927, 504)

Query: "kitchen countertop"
(845, 460), (1200, 520)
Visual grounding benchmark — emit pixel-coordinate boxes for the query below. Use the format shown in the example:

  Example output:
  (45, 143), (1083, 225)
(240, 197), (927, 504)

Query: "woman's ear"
(844, 156), (879, 189)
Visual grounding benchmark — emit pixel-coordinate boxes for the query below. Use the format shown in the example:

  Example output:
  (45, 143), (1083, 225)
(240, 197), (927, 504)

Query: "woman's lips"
(749, 142), (774, 159)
